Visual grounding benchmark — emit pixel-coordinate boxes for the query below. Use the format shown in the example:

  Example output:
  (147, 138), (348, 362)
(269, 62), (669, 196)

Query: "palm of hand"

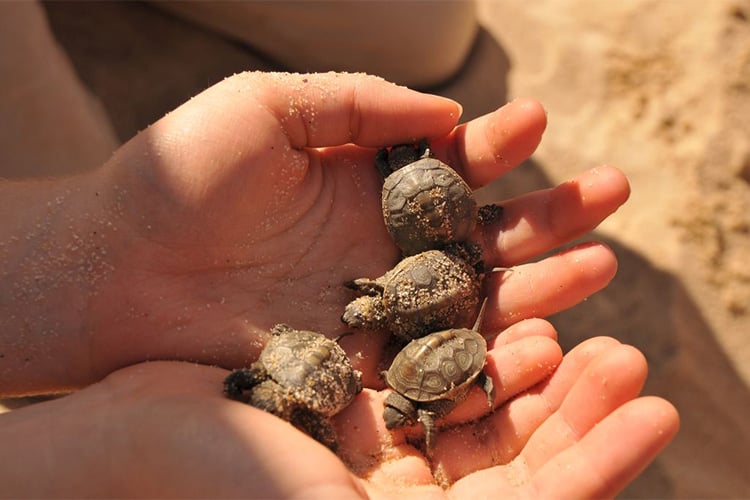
(90, 73), (629, 385)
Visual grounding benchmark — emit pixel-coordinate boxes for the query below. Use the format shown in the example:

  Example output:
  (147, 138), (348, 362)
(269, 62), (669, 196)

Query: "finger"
(531, 337), (622, 408)
(447, 398), (678, 499)
(442, 334), (563, 425)
(520, 343), (649, 473)
(484, 241), (618, 332)
(446, 319), (561, 423)
(531, 397), (679, 499)
(490, 317), (558, 346)
(477, 165), (631, 268)
(434, 98), (548, 188)
(432, 337), (620, 483)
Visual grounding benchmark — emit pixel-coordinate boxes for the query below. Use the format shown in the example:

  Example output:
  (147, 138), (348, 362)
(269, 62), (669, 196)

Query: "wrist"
(0, 170), (135, 395)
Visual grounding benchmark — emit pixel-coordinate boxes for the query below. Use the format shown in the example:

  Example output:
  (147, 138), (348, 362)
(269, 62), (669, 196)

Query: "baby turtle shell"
(342, 248), (481, 342)
(385, 328), (487, 402)
(378, 144), (478, 256)
(382, 323), (494, 455)
(224, 324), (363, 450)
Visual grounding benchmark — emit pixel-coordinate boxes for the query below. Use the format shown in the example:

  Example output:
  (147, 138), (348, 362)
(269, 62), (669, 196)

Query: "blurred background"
(2, 1), (749, 497)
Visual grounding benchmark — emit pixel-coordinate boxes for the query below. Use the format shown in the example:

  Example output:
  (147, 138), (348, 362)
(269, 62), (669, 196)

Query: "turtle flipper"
(224, 363), (266, 402)
(417, 408), (438, 457)
(476, 370), (495, 408)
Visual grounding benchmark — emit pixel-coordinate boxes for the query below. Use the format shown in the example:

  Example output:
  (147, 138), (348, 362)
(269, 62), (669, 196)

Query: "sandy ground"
(472, 2), (750, 497)
(473, 2), (750, 497)
(3, 1), (749, 498)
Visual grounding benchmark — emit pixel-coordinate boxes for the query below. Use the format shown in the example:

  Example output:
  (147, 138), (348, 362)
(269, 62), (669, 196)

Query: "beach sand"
(471, 2), (750, 496)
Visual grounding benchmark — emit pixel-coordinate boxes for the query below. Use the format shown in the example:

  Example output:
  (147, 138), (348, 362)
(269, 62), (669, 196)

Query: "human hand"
(338, 334), (679, 498)
(0, 325), (678, 498)
(1, 72), (629, 392)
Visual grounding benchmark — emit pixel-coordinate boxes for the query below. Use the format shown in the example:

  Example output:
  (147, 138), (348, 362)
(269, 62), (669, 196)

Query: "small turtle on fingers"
(224, 324), (363, 450)
(381, 303), (495, 455)
(342, 245), (482, 342)
(377, 141), (479, 256)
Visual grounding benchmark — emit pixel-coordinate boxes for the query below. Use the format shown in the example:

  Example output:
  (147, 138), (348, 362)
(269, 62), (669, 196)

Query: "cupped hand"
(77, 72), (629, 385)
(338, 333), (679, 498)
(0, 324), (678, 498)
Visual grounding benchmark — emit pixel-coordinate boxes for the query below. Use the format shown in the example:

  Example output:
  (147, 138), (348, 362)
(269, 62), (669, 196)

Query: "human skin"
(0, 71), (679, 497)
(0, 1), (117, 177)
(153, 1), (479, 88)
(0, 333), (679, 498)
(0, 72), (629, 394)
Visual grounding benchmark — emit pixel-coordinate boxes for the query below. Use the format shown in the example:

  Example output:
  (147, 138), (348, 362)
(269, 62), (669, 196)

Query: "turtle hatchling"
(381, 305), (494, 455)
(224, 324), (363, 450)
(376, 141), (478, 256)
(342, 247), (481, 342)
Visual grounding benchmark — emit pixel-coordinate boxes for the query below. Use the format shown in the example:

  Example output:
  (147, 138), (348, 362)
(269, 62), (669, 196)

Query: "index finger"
(434, 97), (548, 188)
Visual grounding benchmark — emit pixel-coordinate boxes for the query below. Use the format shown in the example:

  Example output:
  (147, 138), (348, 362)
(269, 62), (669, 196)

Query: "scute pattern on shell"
(382, 158), (478, 256)
(260, 326), (360, 416)
(385, 328), (488, 403)
(224, 324), (363, 451)
(382, 249), (480, 340)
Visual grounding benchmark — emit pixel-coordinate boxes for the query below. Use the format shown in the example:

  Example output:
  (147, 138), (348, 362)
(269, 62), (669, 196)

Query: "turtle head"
(382, 391), (418, 430)
(341, 295), (386, 330)
(375, 141), (429, 178)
